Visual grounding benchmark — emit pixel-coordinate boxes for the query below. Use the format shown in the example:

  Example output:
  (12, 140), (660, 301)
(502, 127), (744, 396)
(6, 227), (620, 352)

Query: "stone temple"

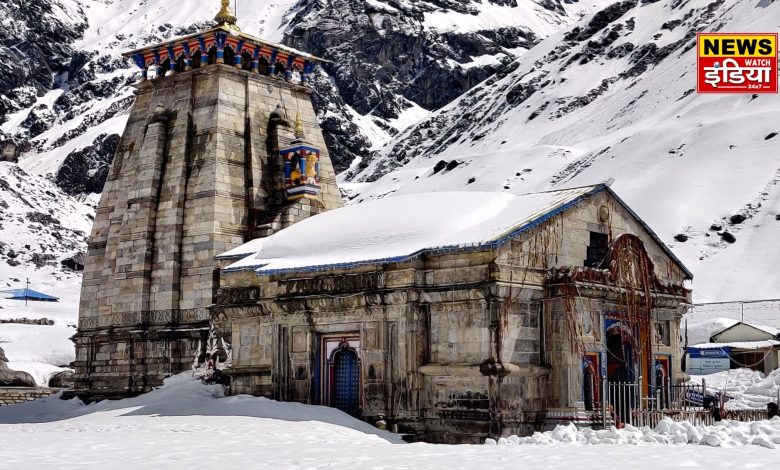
(73, 2), (341, 398)
(74, 1), (693, 444)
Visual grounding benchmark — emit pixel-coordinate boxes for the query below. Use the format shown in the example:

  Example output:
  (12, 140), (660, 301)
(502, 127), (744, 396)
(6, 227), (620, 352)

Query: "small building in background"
(686, 322), (780, 375)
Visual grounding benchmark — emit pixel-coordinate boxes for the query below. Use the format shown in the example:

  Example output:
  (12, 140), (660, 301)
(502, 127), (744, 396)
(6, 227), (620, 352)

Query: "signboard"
(686, 347), (731, 375)
(697, 33), (778, 93)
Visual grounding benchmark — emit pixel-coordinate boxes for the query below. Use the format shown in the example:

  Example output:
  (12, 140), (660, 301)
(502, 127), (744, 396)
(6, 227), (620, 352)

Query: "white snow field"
(688, 368), (780, 410)
(1, 374), (779, 469)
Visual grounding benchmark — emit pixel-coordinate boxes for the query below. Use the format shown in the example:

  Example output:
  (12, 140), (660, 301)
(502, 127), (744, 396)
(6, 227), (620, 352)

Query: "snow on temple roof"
(220, 184), (692, 277)
(711, 321), (780, 340)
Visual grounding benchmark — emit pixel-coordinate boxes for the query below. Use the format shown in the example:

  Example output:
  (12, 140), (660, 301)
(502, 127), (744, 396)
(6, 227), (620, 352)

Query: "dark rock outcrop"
(720, 231), (736, 243)
(61, 252), (85, 272)
(283, 0), (538, 170)
(55, 133), (120, 195)
(0, 347), (36, 387)
(48, 370), (74, 388)
(0, 0), (88, 124)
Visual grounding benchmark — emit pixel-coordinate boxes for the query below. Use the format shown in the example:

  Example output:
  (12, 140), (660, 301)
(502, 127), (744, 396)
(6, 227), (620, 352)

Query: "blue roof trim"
(241, 184), (610, 276)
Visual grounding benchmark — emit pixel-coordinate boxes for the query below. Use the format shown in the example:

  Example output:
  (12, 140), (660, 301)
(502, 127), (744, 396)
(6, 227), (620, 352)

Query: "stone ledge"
(418, 363), (550, 378)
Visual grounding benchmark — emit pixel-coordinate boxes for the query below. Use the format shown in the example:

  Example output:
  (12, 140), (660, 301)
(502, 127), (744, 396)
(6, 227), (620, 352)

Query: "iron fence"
(601, 377), (773, 428)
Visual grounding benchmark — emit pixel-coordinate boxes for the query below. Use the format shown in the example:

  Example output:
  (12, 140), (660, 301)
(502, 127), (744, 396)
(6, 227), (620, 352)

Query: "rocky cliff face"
(285, 0), (599, 171)
(284, 0), (539, 169)
(0, 0), (87, 129)
(0, 0), (596, 192)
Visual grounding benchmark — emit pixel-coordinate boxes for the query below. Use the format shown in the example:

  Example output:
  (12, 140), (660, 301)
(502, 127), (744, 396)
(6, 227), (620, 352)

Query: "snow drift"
(488, 418), (780, 448)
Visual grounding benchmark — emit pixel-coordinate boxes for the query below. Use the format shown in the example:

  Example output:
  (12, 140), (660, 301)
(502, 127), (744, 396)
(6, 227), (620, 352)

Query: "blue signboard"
(687, 347), (730, 358)
(686, 347), (731, 375)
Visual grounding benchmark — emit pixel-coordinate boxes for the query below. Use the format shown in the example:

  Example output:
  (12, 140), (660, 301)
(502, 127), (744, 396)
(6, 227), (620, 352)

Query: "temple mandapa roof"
(219, 184), (694, 278)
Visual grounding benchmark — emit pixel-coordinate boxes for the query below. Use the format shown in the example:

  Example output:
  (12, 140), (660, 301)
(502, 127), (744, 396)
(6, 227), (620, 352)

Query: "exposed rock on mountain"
(0, 0), (88, 124)
(345, 0), (780, 301)
(2, 0), (597, 187)
(55, 133), (119, 195)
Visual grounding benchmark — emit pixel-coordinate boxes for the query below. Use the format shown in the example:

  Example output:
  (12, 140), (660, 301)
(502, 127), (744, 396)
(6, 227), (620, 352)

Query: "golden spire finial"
(215, 0), (238, 28)
(294, 112), (305, 139)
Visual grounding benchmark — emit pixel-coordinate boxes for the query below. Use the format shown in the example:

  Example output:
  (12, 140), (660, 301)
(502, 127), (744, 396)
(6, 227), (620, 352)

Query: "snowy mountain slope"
(344, 0), (780, 302)
(0, 162), (91, 384)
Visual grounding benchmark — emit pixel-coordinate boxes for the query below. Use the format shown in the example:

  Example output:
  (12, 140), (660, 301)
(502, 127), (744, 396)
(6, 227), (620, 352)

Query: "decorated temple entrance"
(316, 335), (362, 415)
(605, 319), (636, 384)
(603, 317), (653, 425)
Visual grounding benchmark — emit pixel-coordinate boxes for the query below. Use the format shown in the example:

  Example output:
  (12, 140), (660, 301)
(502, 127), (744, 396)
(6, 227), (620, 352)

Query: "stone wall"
(74, 63), (341, 399)
(0, 388), (58, 406)
(497, 190), (690, 285)
(217, 251), (551, 444)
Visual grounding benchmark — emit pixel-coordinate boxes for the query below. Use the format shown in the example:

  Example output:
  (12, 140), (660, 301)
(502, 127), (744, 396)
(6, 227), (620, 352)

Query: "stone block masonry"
(0, 388), (59, 406)
(73, 63), (341, 400)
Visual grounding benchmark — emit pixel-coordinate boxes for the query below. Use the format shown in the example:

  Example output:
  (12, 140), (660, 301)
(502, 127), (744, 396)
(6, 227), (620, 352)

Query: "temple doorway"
(332, 345), (360, 413)
(317, 335), (361, 415)
(605, 319), (639, 425)
(606, 320), (635, 383)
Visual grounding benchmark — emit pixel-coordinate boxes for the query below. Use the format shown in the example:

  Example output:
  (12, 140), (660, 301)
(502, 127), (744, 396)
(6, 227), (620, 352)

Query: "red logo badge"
(697, 33), (778, 94)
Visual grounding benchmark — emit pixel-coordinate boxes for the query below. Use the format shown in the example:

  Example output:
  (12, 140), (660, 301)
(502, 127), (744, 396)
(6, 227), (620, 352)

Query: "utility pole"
(25, 277), (29, 307)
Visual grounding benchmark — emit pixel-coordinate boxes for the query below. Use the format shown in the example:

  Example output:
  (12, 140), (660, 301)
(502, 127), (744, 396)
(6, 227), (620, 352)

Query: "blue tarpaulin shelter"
(0, 288), (59, 302)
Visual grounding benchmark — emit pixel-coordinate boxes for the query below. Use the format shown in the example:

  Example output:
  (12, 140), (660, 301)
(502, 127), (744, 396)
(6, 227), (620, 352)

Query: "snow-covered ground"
(1, 374), (779, 469)
(688, 369), (780, 410)
(491, 418), (780, 448)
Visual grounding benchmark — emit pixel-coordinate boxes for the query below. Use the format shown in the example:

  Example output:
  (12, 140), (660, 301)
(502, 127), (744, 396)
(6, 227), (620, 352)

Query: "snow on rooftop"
(689, 340), (780, 351)
(222, 185), (603, 274)
(686, 318), (741, 345)
(741, 323), (780, 337)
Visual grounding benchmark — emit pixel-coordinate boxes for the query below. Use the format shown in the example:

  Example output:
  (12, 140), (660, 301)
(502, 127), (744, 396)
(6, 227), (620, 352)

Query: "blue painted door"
(333, 349), (359, 414)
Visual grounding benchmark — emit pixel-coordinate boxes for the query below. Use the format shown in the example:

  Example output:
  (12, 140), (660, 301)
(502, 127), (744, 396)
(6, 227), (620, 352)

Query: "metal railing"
(600, 377), (774, 428)
(602, 379), (642, 427)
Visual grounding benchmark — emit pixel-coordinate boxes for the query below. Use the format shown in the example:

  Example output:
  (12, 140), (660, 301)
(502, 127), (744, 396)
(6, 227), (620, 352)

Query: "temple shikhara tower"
(72, 1), (341, 398)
